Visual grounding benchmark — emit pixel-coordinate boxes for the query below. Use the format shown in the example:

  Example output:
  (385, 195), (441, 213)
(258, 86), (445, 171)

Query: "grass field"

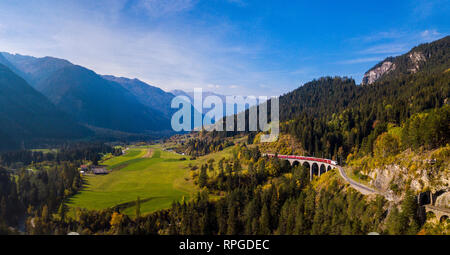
(67, 142), (239, 217)
(68, 145), (199, 217)
(31, 148), (58, 153)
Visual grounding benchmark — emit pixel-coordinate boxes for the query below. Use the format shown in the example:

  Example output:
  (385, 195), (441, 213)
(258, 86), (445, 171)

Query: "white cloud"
(420, 29), (442, 41)
(359, 43), (409, 55)
(356, 29), (445, 57)
(350, 31), (406, 43)
(137, 0), (197, 17)
(0, 0), (282, 96)
(207, 84), (221, 89)
(339, 57), (384, 64)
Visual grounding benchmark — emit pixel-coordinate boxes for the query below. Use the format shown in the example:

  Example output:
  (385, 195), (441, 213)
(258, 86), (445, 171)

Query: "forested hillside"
(0, 143), (117, 233)
(0, 64), (91, 151)
(279, 37), (450, 162)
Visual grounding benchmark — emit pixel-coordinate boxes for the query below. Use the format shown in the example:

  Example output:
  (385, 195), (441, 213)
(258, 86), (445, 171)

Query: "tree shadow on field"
(111, 196), (168, 212)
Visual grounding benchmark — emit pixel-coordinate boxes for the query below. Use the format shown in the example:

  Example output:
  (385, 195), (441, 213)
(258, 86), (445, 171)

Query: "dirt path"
(143, 148), (154, 158)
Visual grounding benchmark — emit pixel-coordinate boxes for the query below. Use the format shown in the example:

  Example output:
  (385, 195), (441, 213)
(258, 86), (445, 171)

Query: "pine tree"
(0, 197), (6, 222)
(260, 204), (271, 235)
(41, 205), (49, 222)
(135, 196), (141, 219)
(386, 207), (406, 235)
(58, 203), (67, 222)
(226, 204), (238, 235)
(401, 189), (420, 234)
(199, 165), (208, 188)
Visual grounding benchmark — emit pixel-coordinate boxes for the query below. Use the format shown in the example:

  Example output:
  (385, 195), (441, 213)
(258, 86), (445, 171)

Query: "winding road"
(337, 166), (381, 196)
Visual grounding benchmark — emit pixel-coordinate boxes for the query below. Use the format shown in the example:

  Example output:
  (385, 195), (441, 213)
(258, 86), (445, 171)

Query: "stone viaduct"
(424, 205), (450, 223)
(263, 154), (338, 181)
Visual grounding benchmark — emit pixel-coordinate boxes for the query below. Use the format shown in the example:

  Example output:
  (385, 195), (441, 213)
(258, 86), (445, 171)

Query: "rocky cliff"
(362, 59), (396, 85)
(361, 35), (449, 85)
(350, 146), (450, 204)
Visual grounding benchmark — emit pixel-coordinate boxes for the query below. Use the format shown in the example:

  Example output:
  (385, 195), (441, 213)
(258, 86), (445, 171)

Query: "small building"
(91, 166), (109, 175)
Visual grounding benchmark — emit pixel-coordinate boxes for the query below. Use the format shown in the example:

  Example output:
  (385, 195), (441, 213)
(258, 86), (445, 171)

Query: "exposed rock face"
(361, 49), (431, 85)
(362, 61), (396, 85)
(368, 164), (406, 202)
(368, 163), (449, 203)
(407, 51), (426, 73)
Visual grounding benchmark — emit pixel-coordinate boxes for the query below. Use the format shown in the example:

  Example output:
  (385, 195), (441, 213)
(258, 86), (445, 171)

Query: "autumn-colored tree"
(110, 212), (124, 234)
(374, 132), (400, 158)
(58, 203), (67, 221)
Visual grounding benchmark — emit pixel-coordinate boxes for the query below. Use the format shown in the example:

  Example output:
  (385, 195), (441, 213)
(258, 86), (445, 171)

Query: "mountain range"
(102, 75), (175, 118)
(0, 51), (229, 150)
(0, 36), (448, 151)
(0, 53), (174, 150)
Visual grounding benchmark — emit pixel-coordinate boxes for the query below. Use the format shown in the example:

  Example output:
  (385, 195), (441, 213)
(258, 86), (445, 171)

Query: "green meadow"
(68, 146), (198, 217)
(68, 143), (237, 217)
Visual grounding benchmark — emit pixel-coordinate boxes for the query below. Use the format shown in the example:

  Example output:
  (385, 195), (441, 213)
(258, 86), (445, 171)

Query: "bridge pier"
(317, 163), (331, 179)
(266, 154), (336, 182)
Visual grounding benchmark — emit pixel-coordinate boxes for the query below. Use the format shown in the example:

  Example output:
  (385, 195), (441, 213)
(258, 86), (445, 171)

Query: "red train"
(264, 154), (338, 166)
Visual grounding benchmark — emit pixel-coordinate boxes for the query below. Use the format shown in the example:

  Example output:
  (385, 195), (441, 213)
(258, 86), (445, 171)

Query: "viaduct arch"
(424, 205), (450, 223)
(263, 154), (337, 181)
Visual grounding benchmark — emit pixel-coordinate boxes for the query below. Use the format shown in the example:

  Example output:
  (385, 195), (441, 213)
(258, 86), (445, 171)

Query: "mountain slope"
(279, 76), (358, 121)
(36, 65), (171, 133)
(362, 35), (450, 85)
(277, 36), (450, 159)
(102, 75), (175, 118)
(1, 52), (73, 87)
(1, 52), (173, 134)
(0, 53), (28, 79)
(0, 64), (91, 151)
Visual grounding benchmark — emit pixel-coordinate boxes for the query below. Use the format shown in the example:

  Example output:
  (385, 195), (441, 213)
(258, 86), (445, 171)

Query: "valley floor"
(68, 145), (197, 216)
(67, 144), (235, 217)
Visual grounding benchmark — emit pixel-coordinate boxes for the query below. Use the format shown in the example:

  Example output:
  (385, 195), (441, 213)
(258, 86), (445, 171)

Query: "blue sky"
(0, 0), (448, 96)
